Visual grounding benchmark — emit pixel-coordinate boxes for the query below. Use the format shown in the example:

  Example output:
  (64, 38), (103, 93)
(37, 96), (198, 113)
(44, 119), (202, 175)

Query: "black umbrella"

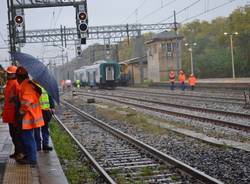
(12, 52), (60, 104)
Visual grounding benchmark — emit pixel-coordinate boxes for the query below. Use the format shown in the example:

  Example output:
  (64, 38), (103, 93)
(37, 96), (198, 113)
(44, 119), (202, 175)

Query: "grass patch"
(96, 102), (250, 143)
(97, 105), (168, 135)
(140, 166), (153, 176)
(50, 120), (97, 184)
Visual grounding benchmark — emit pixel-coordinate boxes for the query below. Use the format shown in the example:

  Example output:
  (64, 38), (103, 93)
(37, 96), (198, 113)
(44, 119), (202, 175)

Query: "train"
(73, 60), (120, 89)
(119, 62), (130, 86)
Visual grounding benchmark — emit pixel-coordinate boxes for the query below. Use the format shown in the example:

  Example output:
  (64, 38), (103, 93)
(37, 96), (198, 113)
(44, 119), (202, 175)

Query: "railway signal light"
(78, 22), (88, 32)
(78, 12), (87, 21)
(76, 3), (88, 44)
(14, 15), (24, 27)
(76, 46), (82, 56)
(13, 9), (26, 43)
(78, 11), (88, 33)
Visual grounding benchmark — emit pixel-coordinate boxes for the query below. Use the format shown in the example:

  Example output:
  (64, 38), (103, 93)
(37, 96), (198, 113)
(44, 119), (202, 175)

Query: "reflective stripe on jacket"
(19, 79), (44, 130)
(2, 79), (20, 124)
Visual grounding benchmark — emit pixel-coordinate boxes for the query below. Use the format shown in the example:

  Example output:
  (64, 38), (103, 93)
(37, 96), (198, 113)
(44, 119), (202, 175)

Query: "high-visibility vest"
(19, 79), (44, 130)
(76, 80), (80, 88)
(76, 80), (80, 84)
(2, 79), (20, 124)
(188, 76), (196, 86)
(178, 73), (185, 83)
(37, 84), (50, 110)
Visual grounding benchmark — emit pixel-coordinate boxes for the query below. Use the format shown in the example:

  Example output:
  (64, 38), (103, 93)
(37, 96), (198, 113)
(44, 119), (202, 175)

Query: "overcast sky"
(0, 0), (249, 67)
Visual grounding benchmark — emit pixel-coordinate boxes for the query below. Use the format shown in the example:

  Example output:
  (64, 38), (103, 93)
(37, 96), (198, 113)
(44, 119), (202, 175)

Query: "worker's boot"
(9, 153), (16, 158)
(43, 145), (53, 151)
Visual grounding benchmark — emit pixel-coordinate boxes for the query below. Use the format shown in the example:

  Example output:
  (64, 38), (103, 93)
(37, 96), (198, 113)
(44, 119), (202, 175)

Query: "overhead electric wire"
(158, 0), (202, 23)
(180, 0), (237, 23)
(121, 0), (147, 23)
(138, 0), (178, 22)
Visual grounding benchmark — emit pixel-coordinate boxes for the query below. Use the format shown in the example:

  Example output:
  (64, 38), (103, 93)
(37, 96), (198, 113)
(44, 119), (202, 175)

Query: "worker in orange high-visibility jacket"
(15, 66), (44, 166)
(178, 70), (186, 91)
(2, 65), (25, 160)
(168, 70), (175, 90)
(188, 73), (197, 91)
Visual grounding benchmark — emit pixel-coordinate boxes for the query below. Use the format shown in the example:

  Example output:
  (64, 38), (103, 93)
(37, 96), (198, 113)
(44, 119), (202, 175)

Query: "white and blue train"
(73, 60), (120, 88)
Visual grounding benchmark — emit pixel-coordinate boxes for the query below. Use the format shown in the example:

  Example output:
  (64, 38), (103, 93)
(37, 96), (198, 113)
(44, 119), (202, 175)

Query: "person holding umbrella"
(11, 52), (60, 105)
(15, 66), (44, 166)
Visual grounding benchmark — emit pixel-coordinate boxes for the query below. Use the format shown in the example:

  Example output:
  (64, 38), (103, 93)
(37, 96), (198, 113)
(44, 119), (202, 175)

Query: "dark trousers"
(34, 110), (52, 148)
(180, 82), (185, 91)
(8, 123), (25, 154)
(22, 129), (36, 162)
(170, 82), (175, 90)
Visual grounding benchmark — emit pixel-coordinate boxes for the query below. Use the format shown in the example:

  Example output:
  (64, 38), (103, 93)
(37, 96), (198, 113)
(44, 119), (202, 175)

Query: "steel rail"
(117, 88), (245, 104)
(53, 114), (116, 184)
(75, 92), (250, 132)
(61, 99), (223, 184)
(77, 91), (250, 119)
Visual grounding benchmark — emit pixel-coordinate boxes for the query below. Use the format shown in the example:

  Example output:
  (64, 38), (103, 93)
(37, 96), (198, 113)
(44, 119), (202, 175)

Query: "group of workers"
(169, 70), (196, 91)
(1, 65), (54, 167)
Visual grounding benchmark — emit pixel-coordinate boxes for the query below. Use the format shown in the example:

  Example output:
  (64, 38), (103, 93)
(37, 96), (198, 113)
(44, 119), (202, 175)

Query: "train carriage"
(119, 62), (130, 86)
(74, 60), (120, 89)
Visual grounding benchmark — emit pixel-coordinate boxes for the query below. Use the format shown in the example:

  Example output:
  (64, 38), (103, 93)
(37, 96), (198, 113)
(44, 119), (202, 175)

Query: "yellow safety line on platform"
(3, 159), (32, 184)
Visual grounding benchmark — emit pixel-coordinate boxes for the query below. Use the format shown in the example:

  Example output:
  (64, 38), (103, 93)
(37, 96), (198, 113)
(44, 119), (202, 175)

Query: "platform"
(0, 123), (68, 184)
(151, 77), (250, 90)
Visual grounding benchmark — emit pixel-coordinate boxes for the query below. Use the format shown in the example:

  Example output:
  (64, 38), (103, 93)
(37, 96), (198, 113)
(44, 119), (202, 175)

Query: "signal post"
(7, 0), (88, 61)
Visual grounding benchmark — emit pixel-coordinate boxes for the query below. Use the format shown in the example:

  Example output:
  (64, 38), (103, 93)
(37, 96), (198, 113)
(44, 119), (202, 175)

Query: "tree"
(180, 4), (250, 78)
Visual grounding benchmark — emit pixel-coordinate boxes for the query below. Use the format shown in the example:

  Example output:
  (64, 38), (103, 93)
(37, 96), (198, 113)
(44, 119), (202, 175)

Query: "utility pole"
(224, 32), (238, 79)
(185, 43), (197, 74)
(7, 0), (16, 64)
(133, 30), (144, 83)
(173, 11), (181, 72)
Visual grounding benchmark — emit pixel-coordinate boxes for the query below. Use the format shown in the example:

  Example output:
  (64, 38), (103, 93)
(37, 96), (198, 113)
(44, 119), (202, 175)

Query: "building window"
(166, 42), (172, 57)
(167, 43), (172, 52)
(161, 43), (166, 50)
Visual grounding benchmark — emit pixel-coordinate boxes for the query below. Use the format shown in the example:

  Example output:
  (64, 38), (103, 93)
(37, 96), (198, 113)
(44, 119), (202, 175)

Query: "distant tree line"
(181, 4), (250, 78)
(118, 4), (250, 78)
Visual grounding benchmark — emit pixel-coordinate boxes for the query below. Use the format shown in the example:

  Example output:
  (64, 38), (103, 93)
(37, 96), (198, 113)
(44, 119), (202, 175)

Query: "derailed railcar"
(74, 60), (120, 89)
(119, 62), (130, 86)
(98, 62), (120, 88)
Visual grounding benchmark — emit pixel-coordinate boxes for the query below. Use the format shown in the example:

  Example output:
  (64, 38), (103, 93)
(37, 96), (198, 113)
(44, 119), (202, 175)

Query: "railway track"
(55, 100), (223, 184)
(76, 91), (250, 119)
(116, 88), (245, 105)
(73, 91), (250, 132)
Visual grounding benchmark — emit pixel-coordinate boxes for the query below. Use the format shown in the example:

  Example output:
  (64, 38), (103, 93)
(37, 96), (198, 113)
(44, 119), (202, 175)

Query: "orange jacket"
(188, 76), (196, 86)
(178, 73), (185, 83)
(2, 79), (20, 124)
(18, 79), (44, 130)
(169, 71), (175, 82)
